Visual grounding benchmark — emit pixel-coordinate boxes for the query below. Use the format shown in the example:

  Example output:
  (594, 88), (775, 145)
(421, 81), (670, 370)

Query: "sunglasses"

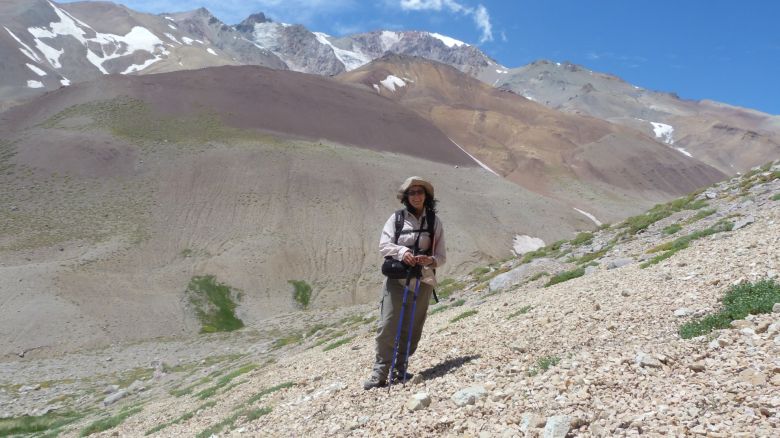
(406, 189), (426, 196)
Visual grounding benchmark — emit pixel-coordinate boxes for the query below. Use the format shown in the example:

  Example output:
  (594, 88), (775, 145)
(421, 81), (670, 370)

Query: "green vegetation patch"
(246, 382), (295, 405)
(641, 220), (733, 268)
(684, 208), (717, 225)
(187, 275), (244, 333)
(619, 194), (708, 235)
(288, 280), (312, 309)
(195, 363), (258, 400)
(80, 406), (142, 437)
(521, 240), (568, 264)
(196, 407), (271, 438)
(529, 355), (561, 376)
(0, 139), (18, 175)
(528, 272), (548, 282)
(40, 96), (262, 145)
(507, 305), (533, 319)
(436, 278), (464, 300)
(450, 309), (478, 323)
(323, 336), (355, 351)
(662, 223), (683, 235)
(545, 267), (585, 287)
(273, 332), (304, 349)
(772, 193), (780, 201)
(570, 232), (594, 247)
(679, 279), (780, 339)
(144, 401), (216, 435)
(0, 411), (82, 435)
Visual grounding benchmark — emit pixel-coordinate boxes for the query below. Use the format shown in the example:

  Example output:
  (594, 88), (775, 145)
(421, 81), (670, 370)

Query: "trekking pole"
(401, 275), (423, 384)
(388, 268), (413, 388)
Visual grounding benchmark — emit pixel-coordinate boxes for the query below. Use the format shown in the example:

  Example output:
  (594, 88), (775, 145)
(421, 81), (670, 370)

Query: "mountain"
(0, 65), (595, 356)
(338, 55), (727, 223)
(0, 0), (494, 106)
(0, 0), (285, 105)
(491, 60), (780, 174)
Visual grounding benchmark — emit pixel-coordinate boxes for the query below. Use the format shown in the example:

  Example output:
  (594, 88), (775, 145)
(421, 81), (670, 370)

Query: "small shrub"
(507, 305), (532, 319)
(529, 355), (561, 376)
(662, 224), (682, 235)
(288, 280), (312, 309)
(450, 299), (466, 307)
(570, 232), (593, 246)
(323, 336), (355, 351)
(528, 272), (548, 282)
(450, 310), (478, 323)
(80, 406), (142, 436)
(772, 193), (780, 201)
(186, 275), (244, 333)
(685, 208), (717, 224)
(471, 266), (490, 276)
(545, 267), (585, 287)
(246, 382), (295, 405)
(436, 278), (464, 300)
(679, 279), (780, 339)
(195, 364), (258, 400)
(0, 412), (81, 435)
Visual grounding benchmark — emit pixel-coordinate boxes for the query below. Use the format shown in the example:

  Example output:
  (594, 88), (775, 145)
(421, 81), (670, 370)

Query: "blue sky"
(61, 0), (780, 115)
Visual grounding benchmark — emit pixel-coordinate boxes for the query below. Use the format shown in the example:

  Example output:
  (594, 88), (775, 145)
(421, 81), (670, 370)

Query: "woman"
(363, 176), (446, 390)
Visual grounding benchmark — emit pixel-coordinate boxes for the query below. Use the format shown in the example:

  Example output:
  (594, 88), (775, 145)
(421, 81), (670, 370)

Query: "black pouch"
(381, 257), (421, 279)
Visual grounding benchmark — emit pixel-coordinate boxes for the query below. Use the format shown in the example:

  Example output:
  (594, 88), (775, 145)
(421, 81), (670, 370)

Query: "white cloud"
(399, 0), (493, 43)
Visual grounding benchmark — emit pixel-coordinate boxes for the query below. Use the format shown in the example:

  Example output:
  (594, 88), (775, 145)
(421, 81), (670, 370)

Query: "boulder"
(543, 415), (572, 438)
(406, 393), (431, 411)
(451, 385), (487, 407)
(606, 258), (633, 270)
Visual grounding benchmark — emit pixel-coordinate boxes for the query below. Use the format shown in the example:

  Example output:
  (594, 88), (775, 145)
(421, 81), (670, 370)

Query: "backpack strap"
(393, 209), (405, 244)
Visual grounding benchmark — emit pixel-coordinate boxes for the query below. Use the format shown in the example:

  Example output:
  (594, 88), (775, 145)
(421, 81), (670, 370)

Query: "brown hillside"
(338, 55), (727, 222)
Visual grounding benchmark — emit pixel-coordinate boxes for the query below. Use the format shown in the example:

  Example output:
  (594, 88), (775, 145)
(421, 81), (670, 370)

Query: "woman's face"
(407, 185), (426, 211)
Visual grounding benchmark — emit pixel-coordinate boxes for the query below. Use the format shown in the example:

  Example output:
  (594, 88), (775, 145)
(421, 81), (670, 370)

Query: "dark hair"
(401, 189), (438, 214)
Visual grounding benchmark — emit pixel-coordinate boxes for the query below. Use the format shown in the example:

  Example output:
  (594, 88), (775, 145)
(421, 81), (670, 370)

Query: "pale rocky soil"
(2, 163), (778, 436)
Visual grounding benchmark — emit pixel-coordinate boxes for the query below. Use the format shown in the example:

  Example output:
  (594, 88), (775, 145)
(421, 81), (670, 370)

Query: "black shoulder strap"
(393, 209), (405, 244)
(426, 210), (436, 241)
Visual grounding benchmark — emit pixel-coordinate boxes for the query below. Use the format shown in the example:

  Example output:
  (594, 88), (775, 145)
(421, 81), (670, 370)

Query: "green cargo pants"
(371, 277), (433, 380)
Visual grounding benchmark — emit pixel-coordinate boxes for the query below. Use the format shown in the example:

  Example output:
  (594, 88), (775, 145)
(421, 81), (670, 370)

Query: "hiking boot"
(392, 369), (414, 383)
(362, 375), (387, 390)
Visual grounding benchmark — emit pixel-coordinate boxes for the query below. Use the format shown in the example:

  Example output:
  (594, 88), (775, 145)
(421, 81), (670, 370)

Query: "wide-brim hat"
(397, 176), (434, 200)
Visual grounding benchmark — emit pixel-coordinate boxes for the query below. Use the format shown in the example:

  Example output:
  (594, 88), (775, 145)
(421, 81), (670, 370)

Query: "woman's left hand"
(415, 255), (433, 266)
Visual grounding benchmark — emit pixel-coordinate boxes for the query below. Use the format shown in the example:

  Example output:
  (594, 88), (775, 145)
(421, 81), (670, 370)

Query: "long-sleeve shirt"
(379, 209), (446, 279)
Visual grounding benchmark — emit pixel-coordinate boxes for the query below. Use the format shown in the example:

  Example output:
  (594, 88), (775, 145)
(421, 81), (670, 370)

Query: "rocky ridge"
(1, 162), (778, 436)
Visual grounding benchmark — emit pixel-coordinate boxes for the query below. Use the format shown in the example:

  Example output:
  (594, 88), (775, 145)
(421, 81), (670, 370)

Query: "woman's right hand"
(403, 251), (416, 266)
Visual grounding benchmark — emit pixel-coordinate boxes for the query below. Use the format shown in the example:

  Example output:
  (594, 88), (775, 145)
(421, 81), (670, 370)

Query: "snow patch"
(27, 80), (44, 88)
(372, 84), (380, 94)
(313, 32), (370, 71)
(60, 77), (71, 86)
(164, 32), (180, 44)
(428, 32), (467, 48)
(379, 75), (405, 92)
(512, 235), (546, 256)
(380, 31), (401, 51)
(28, 2), (167, 74)
(448, 138), (500, 176)
(573, 208), (602, 226)
(164, 16), (174, 21)
(495, 68), (508, 74)
(181, 36), (194, 45)
(26, 63), (47, 76)
(650, 122), (674, 145)
(206, 48), (217, 56)
(5, 27), (42, 62)
(674, 147), (692, 157)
